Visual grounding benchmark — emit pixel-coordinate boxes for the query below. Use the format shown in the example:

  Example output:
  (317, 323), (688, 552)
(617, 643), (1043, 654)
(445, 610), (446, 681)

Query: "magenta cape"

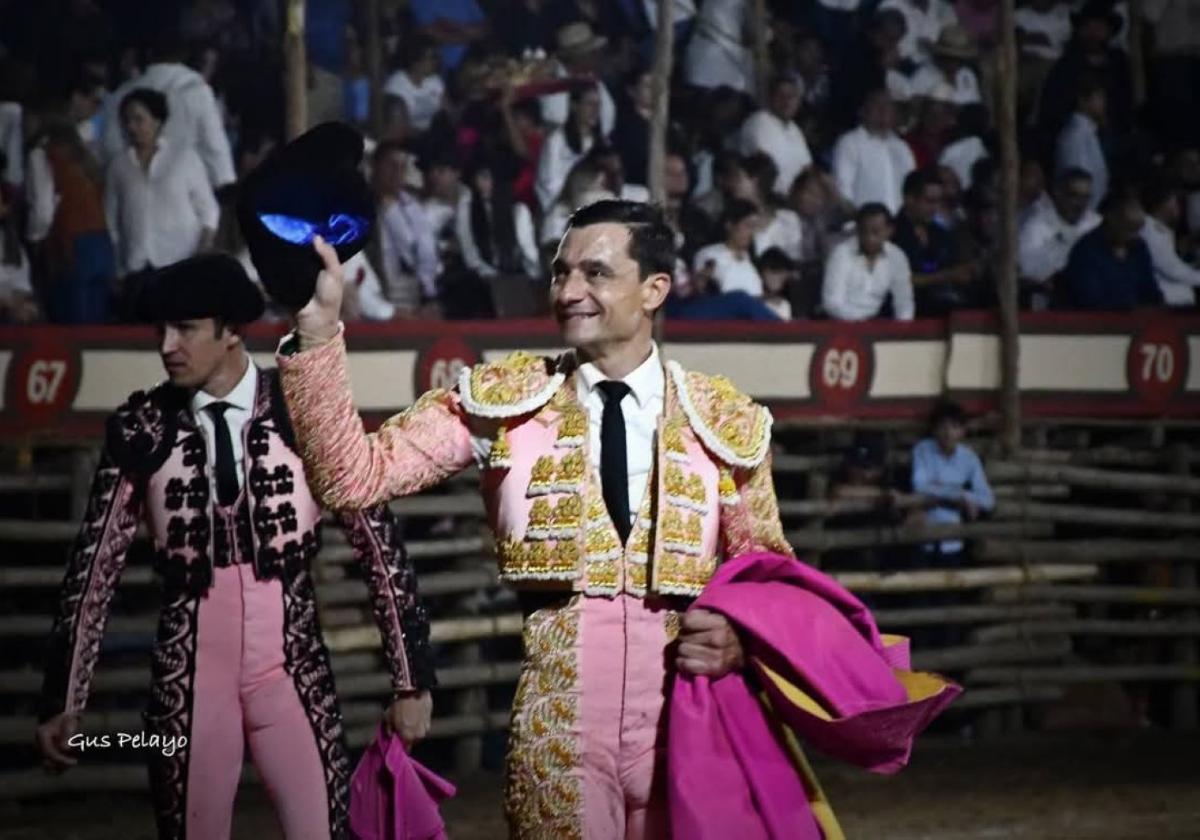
(348, 724), (456, 840)
(667, 552), (962, 839)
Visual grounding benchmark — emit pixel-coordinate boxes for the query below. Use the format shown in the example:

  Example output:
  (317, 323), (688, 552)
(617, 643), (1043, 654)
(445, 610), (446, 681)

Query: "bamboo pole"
(284, 0), (308, 140)
(996, 0), (1021, 454)
(365, 0), (384, 136)
(646, 0), (674, 204)
(980, 539), (1200, 563)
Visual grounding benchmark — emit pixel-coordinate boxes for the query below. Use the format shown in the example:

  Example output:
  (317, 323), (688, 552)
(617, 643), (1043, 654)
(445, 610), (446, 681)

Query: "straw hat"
(555, 22), (608, 60)
(931, 25), (978, 61)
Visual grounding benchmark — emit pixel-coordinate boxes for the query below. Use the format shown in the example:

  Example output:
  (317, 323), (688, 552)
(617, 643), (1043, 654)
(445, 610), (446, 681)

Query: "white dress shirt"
(383, 70), (445, 132)
(455, 195), (540, 279)
(1056, 113), (1109, 211)
(1141, 216), (1200, 307)
(939, 136), (988, 190)
(909, 64), (982, 106)
(105, 140), (220, 274)
(684, 0), (754, 92)
(833, 126), (916, 215)
(576, 345), (665, 524)
(738, 110), (814, 195)
(535, 128), (597, 210)
(378, 191), (441, 305)
(1017, 198), (1101, 283)
(103, 62), (236, 188)
(878, 0), (957, 64)
(754, 208), (805, 262)
(693, 243), (765, 297)
(822, 238), (914, 320)
(192, 357), (257, 491)
(25, 146), (58, 243)
(1015, 4), (1073, 61)
(539, 66), (616, 136)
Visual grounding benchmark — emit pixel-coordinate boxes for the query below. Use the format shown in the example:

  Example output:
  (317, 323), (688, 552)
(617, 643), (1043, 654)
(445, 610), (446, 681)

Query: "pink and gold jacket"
(278, 328), (794, 598)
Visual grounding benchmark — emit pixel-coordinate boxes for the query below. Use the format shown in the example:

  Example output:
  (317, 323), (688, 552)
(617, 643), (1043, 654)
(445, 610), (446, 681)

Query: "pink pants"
(507, 593), (673, 840)
(182, 564), (332, 839)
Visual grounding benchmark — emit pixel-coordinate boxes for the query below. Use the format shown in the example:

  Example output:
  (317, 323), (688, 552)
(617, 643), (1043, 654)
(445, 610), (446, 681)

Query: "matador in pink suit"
(278, 201), (951, 839)
(35, 255), (436, 840)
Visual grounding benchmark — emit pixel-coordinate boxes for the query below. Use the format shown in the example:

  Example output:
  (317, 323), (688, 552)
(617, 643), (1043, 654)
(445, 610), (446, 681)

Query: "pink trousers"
(182, 564), (332, 839)
(507, 593), (673, 840)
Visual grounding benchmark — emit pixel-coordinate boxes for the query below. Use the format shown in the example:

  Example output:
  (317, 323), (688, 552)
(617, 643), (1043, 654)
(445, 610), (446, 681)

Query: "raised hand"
(295, 235), (346, 348)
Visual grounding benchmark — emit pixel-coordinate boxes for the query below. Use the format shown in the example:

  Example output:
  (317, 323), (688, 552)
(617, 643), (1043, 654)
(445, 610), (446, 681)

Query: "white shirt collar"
(576, 344), (664, 410)
(192, 356), (257, 417)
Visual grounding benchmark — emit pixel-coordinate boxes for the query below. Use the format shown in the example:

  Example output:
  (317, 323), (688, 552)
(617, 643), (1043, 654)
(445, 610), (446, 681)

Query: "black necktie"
(596, 380), (632, 544)
(205, 402), (239, 506)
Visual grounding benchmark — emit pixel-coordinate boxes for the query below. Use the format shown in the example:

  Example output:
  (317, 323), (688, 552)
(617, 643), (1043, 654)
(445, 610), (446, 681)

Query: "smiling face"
(550, 222), (669, 356)
(157, 319), (241, 389)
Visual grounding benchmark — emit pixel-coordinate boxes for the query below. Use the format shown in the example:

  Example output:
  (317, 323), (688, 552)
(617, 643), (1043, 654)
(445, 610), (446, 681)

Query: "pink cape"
(348, 724), (457, 840)
(667, 552), (962, 839)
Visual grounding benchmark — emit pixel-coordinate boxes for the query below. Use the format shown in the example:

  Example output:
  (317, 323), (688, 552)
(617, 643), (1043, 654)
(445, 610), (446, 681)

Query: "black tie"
(205, 402), (239, 506)
(596, 381), (632, 544)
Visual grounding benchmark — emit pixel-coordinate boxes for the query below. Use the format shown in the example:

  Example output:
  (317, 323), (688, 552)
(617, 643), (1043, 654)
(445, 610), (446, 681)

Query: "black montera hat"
(237, 122), (375, 310)
(133, 253), (265, 324)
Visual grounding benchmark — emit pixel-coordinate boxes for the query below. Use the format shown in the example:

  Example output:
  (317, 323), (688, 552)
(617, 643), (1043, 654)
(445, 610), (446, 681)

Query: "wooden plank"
(873, 603), (1076, 628)
(974, 619), (1200, 643)
(980, 539), (1200, 563)
(993, 500), (1200, 530)
(787, 520), (1053, 552)
(988, 460), (1200, 495)
(832, 563), (1098, 592)
(990, 583), (1200, 606)
(967, 664), (1200, 684)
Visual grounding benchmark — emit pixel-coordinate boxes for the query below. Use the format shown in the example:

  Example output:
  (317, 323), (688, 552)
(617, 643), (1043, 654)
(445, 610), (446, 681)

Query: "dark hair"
(756, 246), (796, 273)
(856, 202), (892, 225)
(1140, 177), (1179, 214)
(120, 87), (169, 123)
(373, 138), (413, 164)
(903, 167), (941, 197)
(768, 75), (799, 96)
(467, 161), (523, 274)
(1076, 75), (1107, 105)
(722, 197), (759, 229)
(712, 150), (745, 181)
(565, 87), (603, 155)
(1056, 166), (1094, 189)
(930, 400), (967, 428)
(742, 152), (779, 202)
(1099, 187), (1142, 217)
(566, 199), (676, 279)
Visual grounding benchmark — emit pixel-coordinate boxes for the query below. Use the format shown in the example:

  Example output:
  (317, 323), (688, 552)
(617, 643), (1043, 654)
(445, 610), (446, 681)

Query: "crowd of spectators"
(1, 0), (1199, 324)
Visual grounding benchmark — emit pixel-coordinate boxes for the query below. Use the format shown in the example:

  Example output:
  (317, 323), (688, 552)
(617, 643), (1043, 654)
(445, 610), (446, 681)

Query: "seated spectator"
(0, 178), (37, 322)
(1056, 78), (1109, 211)
(1017, 158), (1049, 230)
(540, 157), (612, 247)
(935, 164), (965, 230)
(833, 88), (916, 215)
(421, 153), (467, 239)
(610, 67), (652, 187)
(743, 153), (804, 261)
(383, 38), (445, 135)
(694, 150), (753, 227)
(830, 8), (909, 132)
(789, 167), (853, 303)
(498, 89), (545, 208)
(879, 0), (957, 68)
(1139, 178), (1200, 308)
(1018, 167), (1100, 308)
(693, 199), (764, 298)
(661, 150), (713, 264)
(953, 184), (1001, 307)
(372, 140), (441, 315)
(105, 89), (219, 282)
(756, 247), (797, 320)
(905, 92), (958, 171)
(911, 400), (994, 560)
(892, 168), (978, 316)
(593, 145), (649, 202)
(456, 161), (541, 284)
(1015, 0), (1072, 118)
(535, 86), (603, 209)
(939, 103), (991, 191)
(1060, 190), (1163, 311)
(738, 75), (813, 197)
(910, 26), (982, 106)
(539, 23), (616, 134)
(684, 0), (755, 93)
(794, 35), (833, 140)
(822, 202), (915, 321)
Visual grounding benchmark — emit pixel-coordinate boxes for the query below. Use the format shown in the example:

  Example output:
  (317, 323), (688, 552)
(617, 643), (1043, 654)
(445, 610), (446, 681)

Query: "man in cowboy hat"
(540, 22), (617, 136)
(909, 25), (982, 106)
(35, 254), (435, 839)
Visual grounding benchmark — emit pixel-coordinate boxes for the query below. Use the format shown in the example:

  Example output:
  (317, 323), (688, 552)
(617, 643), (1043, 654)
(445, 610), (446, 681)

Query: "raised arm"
(277, 237), (475, 511)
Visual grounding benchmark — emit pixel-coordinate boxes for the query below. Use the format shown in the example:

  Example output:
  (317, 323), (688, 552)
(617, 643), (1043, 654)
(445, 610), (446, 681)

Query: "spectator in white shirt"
(1018, 167), (1100, 308)
(106, 89), (219, 277)
(536, 87), (603, 209)
(878, 0), (957, 66)
(457, 162), (541, 282)
(540, 23), (617, 135)
(592, 146), (651, 203)
(541, 157), (614, 247)
(383, 39), (445, 134)
(1056, 80), (1109, 211)
(823, 202), (915, 320)
(833, 88), (917, 214)
(420, 154), (467, 239)
(372, 140), (441, 314)
(738, 76), (814, 196)
(910, 26), (983, 106)
(1140, 178), (1200, 308)
(684, 0), (755, 92)
(1015, 0), (1072, 116)
(102, 39), (236, 189)
(743, 152), (805, 262)
(692, 199), (765, 297)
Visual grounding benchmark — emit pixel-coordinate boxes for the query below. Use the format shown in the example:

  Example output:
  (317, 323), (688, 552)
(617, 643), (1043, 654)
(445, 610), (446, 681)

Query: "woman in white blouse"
(105, 88), (219, 277)
(535, 86), (603, 210)
(742, 152), (805, 262)
(456, 161), (540, 281)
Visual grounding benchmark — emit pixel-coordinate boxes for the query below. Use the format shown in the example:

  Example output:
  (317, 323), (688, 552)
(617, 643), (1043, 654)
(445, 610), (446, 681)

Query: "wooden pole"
(284, 0), (308, 140)
(1171, 443), (1198, 730)
(365, 0), (385, 136)
(751, 0), (770, 104)
(996, 0), (1021, 455)
(649, 0), (674, 346)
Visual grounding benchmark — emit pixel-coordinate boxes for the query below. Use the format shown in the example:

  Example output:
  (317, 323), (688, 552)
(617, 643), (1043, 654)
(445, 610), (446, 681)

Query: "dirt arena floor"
(4, 733), (1199, 839)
